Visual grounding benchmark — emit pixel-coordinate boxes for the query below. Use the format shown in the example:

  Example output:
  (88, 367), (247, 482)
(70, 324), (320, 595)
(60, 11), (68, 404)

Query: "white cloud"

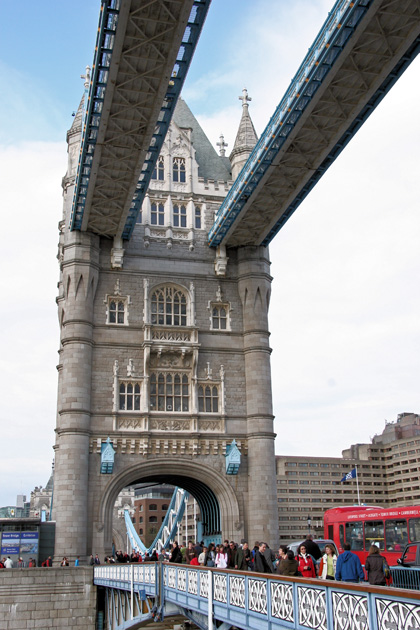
(0, 142), (66, 504)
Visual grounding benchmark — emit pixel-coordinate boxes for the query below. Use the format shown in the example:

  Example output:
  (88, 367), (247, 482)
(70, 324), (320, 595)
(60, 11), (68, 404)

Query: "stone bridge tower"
(53, 93), (278, 561)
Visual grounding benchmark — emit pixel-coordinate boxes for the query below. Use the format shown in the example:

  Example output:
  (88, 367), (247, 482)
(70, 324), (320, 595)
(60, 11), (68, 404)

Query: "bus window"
(365, 520), (384, 550)
(385, 519), (407, 551)
(345, 521), (363, 550)
(339, 524), (345, 548)
(328, 525), (334, 540)
(409, 518), (420, 542)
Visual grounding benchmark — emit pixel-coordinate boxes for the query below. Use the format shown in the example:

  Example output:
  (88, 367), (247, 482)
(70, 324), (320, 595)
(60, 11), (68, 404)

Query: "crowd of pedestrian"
(0, 534), (390, 583)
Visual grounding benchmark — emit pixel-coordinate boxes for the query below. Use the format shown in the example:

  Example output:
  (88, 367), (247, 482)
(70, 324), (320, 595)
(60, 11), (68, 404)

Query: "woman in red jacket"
(296, 544), (317, 578)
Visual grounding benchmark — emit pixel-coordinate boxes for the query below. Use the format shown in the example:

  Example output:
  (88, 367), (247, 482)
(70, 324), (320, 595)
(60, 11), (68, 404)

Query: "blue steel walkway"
(94, 563), (420, 630)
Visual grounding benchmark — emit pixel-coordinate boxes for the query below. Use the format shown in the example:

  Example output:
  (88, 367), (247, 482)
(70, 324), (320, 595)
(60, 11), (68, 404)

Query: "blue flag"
(341, 468), (357, 482)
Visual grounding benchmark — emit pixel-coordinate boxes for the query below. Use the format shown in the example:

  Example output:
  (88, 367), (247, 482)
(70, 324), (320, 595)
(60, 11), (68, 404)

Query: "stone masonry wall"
(0, 567), (96, 629)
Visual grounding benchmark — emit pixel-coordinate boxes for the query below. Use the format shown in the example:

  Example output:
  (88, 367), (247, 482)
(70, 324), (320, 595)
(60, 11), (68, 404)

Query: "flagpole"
(355, 465), (361, 505)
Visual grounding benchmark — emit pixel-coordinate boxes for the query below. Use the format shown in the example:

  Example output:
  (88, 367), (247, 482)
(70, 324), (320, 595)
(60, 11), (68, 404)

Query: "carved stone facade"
(53, 97), (279, 562)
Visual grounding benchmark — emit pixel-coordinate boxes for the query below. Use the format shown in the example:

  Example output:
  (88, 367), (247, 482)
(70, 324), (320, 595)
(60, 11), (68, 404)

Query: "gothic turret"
(229, 88), (258, 180)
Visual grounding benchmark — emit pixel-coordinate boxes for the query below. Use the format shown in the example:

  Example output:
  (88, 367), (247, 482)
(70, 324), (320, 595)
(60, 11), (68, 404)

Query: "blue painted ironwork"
(208, 0), (370, 247)
(70, 0), (119, 233)
(390, 566), (420, 590)
(94, 563), (420, 630)
(70, 0), (211, 238)
(124, 487), (189, 555)
(225, 439), (241, 475)
(100, 437), (115, 474)
(209, 1), (420, 248)
(121, 0), (211, 240)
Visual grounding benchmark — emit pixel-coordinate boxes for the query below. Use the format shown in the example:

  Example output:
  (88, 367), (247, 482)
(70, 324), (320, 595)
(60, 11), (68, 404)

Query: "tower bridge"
(53, 0), (420, 578)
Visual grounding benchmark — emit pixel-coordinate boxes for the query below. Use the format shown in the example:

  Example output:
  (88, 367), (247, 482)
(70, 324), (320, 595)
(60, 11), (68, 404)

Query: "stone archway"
(94, 458), (242, 556)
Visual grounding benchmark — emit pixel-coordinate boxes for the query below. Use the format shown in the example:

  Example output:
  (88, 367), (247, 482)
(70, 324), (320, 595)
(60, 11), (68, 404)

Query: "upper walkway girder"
(208, 0), (420, 248)
(70, 0), (210, 240)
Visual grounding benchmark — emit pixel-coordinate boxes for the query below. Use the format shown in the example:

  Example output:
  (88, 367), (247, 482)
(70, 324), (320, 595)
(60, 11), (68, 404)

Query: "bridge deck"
(95, 562), (420, 630)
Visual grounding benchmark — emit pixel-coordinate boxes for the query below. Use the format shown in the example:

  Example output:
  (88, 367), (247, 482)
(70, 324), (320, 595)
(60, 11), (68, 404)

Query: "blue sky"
(0, 0), (419, 505)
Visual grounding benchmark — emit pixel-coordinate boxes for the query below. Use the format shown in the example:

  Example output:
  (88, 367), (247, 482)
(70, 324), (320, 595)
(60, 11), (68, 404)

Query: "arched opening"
(97, 459), (241, 557)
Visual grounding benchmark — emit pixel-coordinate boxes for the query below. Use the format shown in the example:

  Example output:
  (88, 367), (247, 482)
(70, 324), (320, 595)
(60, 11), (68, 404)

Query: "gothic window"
(151, 286), (187, 326)
(150, 372), (189, 412)
(195, 206), (201, 229)
(119, 382), (141, 411)
(212, 305), (228, 330)
(173, 157), (186, 183)
(151, 202), (164, 225)
(151, 156), (164, 181)
(173, 204), (187, 227)
(198, 385), (219, 413)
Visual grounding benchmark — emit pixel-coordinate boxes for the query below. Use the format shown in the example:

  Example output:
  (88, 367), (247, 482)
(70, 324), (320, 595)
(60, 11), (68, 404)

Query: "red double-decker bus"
(324, 505), (420, 564)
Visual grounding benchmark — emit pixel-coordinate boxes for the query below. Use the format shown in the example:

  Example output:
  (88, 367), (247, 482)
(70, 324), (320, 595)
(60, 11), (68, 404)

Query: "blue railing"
(390, 566), (420, 590)
(95, 563), (420, 630)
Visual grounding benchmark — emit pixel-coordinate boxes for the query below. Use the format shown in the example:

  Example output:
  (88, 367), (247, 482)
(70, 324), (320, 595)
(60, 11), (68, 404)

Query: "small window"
(152, 156), (164, 181)
(149, 504), (157, 511)
(149, 516), (158, 523)
(119, 382), (141, 411)
(195, 206), (201, 229)
(109, 300), (126, 324)
(212, 306), (227, 330)
(198, 385), (219, 413)
(139, 517), (143, 523)
(173, 204), (187, 227)
(173, 157), (186, 183)
(151, 202), (164, 225)
(139, 528), (143, 535)
(162, 504), (168, 511)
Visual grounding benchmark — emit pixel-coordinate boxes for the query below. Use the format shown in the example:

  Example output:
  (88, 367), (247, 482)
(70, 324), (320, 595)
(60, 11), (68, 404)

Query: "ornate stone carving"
(199, 420), (222, 432)
(149, 419), (191, 431)
(118, 418), (143, 430)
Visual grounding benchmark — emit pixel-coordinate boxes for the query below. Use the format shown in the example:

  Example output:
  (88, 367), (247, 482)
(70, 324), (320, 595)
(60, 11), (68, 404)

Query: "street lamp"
(307, 515), (312, 536)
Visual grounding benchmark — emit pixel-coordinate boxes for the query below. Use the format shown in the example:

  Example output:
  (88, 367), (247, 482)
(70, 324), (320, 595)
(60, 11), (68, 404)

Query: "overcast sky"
(0, 0), (419, 505)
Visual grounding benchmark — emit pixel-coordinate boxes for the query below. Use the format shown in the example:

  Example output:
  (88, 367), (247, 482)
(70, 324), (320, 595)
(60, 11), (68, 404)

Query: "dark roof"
(173, 98), (231, 182)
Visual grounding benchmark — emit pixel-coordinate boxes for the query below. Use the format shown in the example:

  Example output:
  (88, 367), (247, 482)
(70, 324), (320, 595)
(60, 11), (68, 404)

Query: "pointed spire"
(217, 133), (228, 157)
(230, 88), (258, 180)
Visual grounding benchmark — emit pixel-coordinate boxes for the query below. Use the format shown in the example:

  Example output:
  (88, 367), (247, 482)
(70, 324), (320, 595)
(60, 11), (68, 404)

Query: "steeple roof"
(173, 98), (231, 182)
(230, 88), (258, 159)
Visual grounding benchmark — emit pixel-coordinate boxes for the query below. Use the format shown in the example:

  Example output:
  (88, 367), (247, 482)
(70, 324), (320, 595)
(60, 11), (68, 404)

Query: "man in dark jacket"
(254, 543), (273, 574)
(335, 543), (365, 582)
(302, 536), (322, 561)
(235, 542), (251, 571)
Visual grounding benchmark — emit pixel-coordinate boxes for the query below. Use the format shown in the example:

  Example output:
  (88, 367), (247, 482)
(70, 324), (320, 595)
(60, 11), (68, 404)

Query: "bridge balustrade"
(95, 563), (420, 630)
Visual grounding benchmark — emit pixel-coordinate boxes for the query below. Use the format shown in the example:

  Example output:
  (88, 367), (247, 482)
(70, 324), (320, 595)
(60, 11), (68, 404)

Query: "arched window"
(151, 202), (164, 225)
(149, 504), (157, 511)
(151, 286), (187, 326)
(162, 504), (168, 511)
(119, 382), (141, 411)
(173, 157), (186, 183)
(195, 206), (201, 229)
(149, 516), (158, 523)
(139, 528), (143, 535)
(151, 156), (164, 181)
(173, 204), (187, 227)
(198, 385), (219, 413)
(150, 372), (189, 412)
